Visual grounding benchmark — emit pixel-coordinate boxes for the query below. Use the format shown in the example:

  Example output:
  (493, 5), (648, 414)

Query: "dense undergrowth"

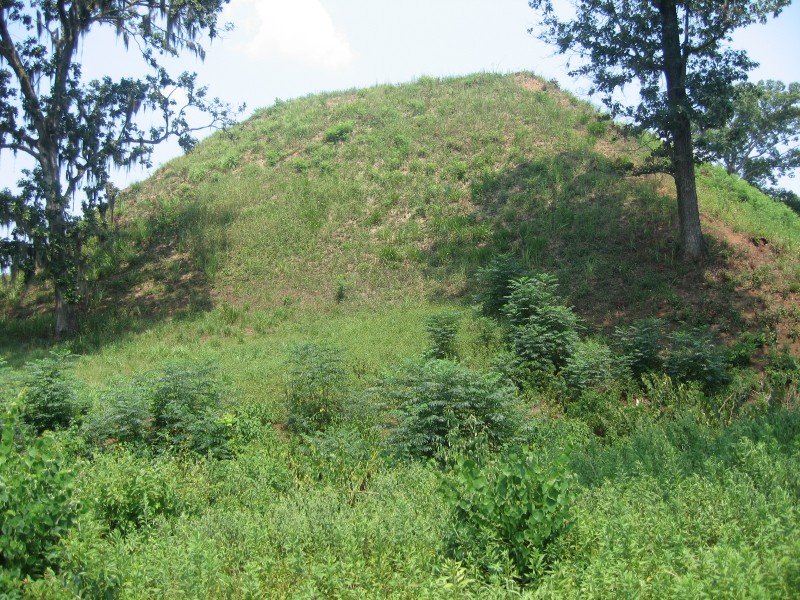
(3, 73), (800, 597)
(3, 264), (800, 597)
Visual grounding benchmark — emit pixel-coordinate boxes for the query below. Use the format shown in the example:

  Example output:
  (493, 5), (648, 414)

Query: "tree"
(527, 0), (791, 261)
(0, 0), (238, 337)
(696, 79), (800, 190)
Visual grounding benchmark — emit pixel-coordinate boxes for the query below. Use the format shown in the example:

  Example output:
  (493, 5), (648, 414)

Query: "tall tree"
(527, 0), (791, 261)
(0, 0), (237, 337)
(696, 79), (800, 190)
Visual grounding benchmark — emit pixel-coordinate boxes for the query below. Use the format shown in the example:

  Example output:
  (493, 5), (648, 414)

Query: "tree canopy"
(528, 0), (792, 261)
(0, 0), (238, 336)
(696, 79), (800, 190)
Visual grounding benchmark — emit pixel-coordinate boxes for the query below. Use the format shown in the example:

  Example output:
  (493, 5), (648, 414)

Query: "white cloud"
(225, 0), (355, 69)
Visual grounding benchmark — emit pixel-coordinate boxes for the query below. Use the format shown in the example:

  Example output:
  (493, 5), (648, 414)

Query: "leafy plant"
(423, 311), (460, 360)
(474, 254), (527, 317)
(445, 448), (574, 582)
(507, 306), (581, 377)
(0, 402), (78, 584)
(384, 359), (522, 461)
(614, 318), (664, 378)
(324, 120), (355, 143)
(665, 329), (730, 393)
(19, 350), (80, 434)
(80, 449), (205, 533)
(562, 338), (619, 398)
(86, 361), (235, 457)
(285, 343), (349, 434)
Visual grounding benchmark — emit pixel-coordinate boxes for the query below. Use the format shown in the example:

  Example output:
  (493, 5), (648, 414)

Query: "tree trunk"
(42, 147), (79, 337)
(658, 0), (707, 262)
(672, 117), (707, 261)
(54, 284), (75, 339)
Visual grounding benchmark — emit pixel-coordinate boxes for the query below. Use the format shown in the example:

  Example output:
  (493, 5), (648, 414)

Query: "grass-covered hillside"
(2, 73), (800, 598)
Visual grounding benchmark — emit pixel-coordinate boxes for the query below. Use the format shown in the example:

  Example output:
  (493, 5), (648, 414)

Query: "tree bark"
(657, 0), (707, 262)
(54, 285), (75, 339)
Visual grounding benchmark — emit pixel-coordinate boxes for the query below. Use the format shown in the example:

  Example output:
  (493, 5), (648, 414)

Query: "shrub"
(285, 343), (349, 434)
(473, 254), (527, 317)
(614, 318), (664, 378)
(87, 361), (235, 458)
(423, 311), (460, 360)
(665, 329), (730, 393)
(445, 448), (574, 582)
(0, 402), (77, 584)
(384, 359), (522, 461)
(562, 338), (619, 399)
(506, 305), (581, 378)
(19, 350), (80, 434)
(79, 449), (205, 533)
(501, 276), (581, 380)
(502, 274), (563, 328)
(324, 120), (354, 143)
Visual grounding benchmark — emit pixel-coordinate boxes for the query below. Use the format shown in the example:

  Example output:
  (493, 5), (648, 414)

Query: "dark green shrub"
(445, 449), (574, 582)
(474, 254), (527, 317)
(80, 449), (204, 533)
(19, 350), (79, 434)
(384, 359), (522, 461)
(87, 361), (235, 457)
(0, 403), (77, 584)
(562, 339), (619, 399)
(501, 274), (562, 328)
(423, 311), (460, 360)
(501, 275), (581, 380)
(324, 120), (354, 143)
(285, 343), (349, 434)
(507, 305), (581, 378)
(614, 318), (664, 378)
(665, 329), (730, 393)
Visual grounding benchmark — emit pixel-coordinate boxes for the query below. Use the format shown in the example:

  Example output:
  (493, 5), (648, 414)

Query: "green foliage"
(665, 328), (730, 393)
(19, 350), (80, 434)
(285, 343), (349, 434)
(0, 402), (77, 584)
(696, 80), (800, 190)
(528, 0), (792, 260)
(0, 0), (237, 336)
(562, 338), (620, 398)
(79, 450), (206, 534)
(423, 311), (460, 360)
(384, 360), (522, 461)
(614, 317), (664, 378)
(501, 273), (563, 327)
(474, 254), (527, 317)
(445, 448), (574, 582)
(324, 120), (355, 143)
(87, 361), (235, 457)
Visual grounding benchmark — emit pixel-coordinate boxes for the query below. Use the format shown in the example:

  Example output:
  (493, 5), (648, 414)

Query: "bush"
(324, 120), (354, 143)
(665, 329), (730, 393)
(19, 350), (80, 434)
(502, 276), (581, 380)
(0, 402), (77, 584)
(285, 343), (349, 434)
(423, 311), (460, 360)
(87, 361), (235, 458)
(502, 274), (562, 328)
(79, 449), (205, 533)
(445, 448), (574, 582)
(562, 338), (620, 399)
(474, 254), (527, 317)
(614, 318), (664, 378)
(507, 306), (581, 379)
(384, 359), (522, 461)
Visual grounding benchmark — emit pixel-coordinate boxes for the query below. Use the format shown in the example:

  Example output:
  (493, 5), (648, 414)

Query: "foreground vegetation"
(2, 73), (800, 597)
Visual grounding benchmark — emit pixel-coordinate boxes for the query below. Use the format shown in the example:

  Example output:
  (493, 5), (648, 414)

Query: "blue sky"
(2, 0), (800, 192)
